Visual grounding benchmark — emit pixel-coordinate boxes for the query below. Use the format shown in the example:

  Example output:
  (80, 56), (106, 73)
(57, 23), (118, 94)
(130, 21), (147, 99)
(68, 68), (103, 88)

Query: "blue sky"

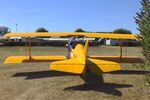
(0, 0), (141, 33)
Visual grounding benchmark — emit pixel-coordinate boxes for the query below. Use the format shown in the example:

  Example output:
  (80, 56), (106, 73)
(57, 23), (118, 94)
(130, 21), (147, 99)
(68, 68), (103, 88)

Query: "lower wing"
(89, 56), (144, 63)
(4, 56), (67, 64)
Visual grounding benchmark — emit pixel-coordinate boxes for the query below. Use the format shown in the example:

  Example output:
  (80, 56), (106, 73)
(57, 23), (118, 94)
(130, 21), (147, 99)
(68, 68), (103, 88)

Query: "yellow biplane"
(3, 32), (142, 84)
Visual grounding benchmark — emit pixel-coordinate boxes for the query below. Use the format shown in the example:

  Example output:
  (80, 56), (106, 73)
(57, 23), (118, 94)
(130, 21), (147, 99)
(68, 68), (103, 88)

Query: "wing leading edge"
(4, 32), (137, 40)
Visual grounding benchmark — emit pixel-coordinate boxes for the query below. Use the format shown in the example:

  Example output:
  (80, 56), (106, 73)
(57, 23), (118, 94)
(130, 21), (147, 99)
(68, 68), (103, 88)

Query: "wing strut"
(119, 39), (123, 59)
(25, 38), (28, 60)
(125, 39), (128, 57)
(119, 39), (130, 59)
(26, 37), (32, 60)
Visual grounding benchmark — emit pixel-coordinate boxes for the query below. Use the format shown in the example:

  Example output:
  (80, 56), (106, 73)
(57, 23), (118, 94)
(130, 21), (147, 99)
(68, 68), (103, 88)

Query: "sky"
(0, 0), (141, 33)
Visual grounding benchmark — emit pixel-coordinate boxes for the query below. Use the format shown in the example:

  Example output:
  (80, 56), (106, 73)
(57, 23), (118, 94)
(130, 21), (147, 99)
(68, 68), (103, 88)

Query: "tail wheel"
(80, 69), (104, 85)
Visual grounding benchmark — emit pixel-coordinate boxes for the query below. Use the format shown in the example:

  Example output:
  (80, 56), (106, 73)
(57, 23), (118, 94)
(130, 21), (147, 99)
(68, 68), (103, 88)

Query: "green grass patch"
(146, 74), (150, 86)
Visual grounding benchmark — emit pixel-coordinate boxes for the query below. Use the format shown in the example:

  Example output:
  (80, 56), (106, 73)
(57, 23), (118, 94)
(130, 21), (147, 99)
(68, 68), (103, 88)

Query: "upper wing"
(4, 32), (137, 40)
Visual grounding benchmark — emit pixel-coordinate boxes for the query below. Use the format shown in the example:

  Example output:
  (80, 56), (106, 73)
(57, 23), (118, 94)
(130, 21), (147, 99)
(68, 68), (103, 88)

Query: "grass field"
(0, 46), (150, 100)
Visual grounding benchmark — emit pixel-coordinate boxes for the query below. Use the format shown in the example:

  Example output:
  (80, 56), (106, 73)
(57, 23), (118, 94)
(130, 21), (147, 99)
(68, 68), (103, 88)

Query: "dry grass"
(0, 46), (150, 100)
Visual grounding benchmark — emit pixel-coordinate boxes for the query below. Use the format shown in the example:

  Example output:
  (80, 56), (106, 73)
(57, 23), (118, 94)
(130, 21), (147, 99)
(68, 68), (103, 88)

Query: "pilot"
(66, 37), (78, 59)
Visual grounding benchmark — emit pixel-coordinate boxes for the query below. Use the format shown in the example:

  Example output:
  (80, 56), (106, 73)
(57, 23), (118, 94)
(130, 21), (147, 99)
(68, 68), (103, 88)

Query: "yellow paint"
(87, 58), (121, 75)
(50, 40), (88, 74)
(50, 59), (85, 74)
(72, 44), (86, 64)
(88, 55), (138, 59)
(89, 55), (139, 58)
(88, 56), (143, 63)
(4, 56), (28, 64)
(4, 32), (138, 40)
(50, 40), (121, 74)
(4, 56), (66, 64)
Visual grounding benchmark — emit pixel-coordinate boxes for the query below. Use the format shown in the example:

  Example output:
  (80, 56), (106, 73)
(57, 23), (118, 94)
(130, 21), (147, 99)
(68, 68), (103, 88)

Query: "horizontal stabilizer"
(87, 58), (121, 75)
(4, 56), (66, 64)
(50, 59), (85, 74)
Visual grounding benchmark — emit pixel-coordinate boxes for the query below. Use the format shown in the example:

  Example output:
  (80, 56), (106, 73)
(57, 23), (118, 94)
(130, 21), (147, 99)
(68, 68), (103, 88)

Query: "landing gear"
(80, 69), (104, 86)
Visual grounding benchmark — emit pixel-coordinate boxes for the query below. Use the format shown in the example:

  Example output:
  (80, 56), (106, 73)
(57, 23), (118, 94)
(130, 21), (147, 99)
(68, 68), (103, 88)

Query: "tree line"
(35, 27), (132, 34)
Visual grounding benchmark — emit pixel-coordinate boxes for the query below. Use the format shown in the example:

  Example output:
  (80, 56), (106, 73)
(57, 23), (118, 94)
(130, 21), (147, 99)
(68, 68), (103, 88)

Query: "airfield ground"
(0, 46), (150, 100)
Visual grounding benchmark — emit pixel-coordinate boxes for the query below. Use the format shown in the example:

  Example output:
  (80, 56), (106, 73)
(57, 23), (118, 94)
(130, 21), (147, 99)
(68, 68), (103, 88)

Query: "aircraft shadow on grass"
(64, 83), (133, 96)
(12, 70), (77, 79)
(108, 70), (150, 75)
(12, 69), (150, 96)
(12, 70), (150, 80)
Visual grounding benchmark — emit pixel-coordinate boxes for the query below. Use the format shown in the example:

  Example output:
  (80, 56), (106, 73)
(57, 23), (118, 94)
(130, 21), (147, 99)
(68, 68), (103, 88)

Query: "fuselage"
(70, 40), (89, 64)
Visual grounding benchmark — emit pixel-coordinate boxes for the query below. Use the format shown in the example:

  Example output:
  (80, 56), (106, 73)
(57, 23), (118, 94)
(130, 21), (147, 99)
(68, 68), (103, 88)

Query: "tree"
(75, 28), (85, 32)
(135, 0), (150, 68)
(113, 28), (132, 34)
(35, 27), (50, 38)
(35, 27), (48, 32)
(0, 26), (9, 36)
(74, 28), (86, 38)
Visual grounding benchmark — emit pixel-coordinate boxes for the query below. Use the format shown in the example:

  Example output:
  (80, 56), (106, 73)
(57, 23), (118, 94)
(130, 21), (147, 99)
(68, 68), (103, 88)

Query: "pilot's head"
(70, 36), (75, 40)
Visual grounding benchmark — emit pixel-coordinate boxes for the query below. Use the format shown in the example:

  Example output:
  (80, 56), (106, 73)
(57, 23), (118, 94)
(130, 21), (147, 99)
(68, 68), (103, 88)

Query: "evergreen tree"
(135, 0), (150, 68)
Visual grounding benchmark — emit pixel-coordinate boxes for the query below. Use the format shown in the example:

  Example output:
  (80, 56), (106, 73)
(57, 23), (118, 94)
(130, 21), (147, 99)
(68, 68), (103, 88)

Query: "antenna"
(16, 23), (18, 32)
(8, 24), (11, 33)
